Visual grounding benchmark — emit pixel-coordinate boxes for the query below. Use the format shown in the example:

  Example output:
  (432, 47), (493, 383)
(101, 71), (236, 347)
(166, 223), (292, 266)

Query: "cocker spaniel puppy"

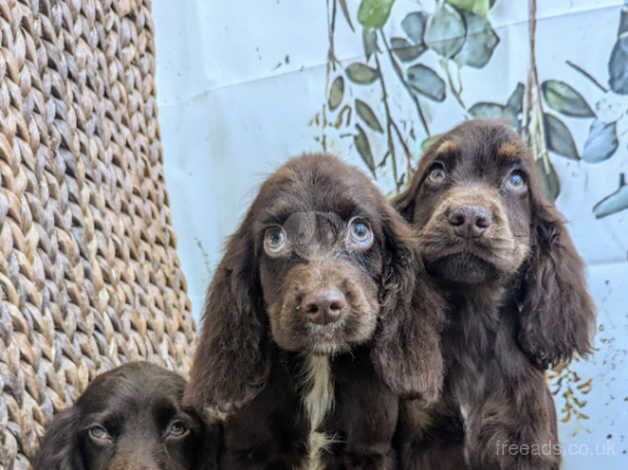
(34, 362), (216, 470)
(394, 120), (596, 470)
(185, 154), (444, 469)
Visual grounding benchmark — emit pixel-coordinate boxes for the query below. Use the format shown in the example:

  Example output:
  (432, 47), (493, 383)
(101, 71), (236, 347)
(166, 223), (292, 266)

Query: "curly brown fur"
(33, 362), (216, 470)
(394, 120), (595, 470)
(185, 154), (444, 469)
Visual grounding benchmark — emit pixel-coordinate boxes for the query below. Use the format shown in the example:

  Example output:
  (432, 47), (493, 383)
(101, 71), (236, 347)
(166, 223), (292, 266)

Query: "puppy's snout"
(448, 204), (492, 238)
(301, 288), (347, 325)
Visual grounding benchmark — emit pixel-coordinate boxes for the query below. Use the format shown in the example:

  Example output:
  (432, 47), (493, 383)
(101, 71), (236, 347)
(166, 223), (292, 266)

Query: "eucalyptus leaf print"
(593, 174), (628, 218)
(328, 76), (344, 111)
(358, 0), (395, 29)
(401, 11), (428, 44)
(407, 64), (446, 101)
(354, 124), (376, 176)
(469, 102), (506, 118)
(544, 113), (579, 159)
(362, 29), (379, 60)
(346, 63), (379, 84)
(608, 7), (628, 94)
(582, 119), (619, 162)
(446, 0), (491, 16)
(425, 3), (466, 59)
(453, 11), (499, 68)
(355, 99), (384, 133)
(541, 80), (595, 117)
(536, 158), (561, 202)
(469, 102), (517, 126)
(506, 82), (525, 114)
(390, 36), (426, 62)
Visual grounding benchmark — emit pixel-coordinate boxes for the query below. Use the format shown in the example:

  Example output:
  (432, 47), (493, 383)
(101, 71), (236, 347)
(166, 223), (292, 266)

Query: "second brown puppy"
(394, 120), (595, 470)
(185, 154), (444, 469)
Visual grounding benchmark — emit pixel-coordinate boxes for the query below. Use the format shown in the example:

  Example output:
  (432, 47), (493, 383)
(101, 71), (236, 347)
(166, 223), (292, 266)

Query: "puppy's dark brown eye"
(165, 419), (189, 440)
(427, 162), (447, 185)
(347, 217), (373, 250)
(88, 424), (112, 445)
(505, 169), (527, 193)
(264, 225), (287, 254)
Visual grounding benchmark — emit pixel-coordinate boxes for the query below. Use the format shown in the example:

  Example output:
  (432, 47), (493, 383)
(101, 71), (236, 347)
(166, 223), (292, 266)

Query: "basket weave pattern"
(0, 1), (196, 467)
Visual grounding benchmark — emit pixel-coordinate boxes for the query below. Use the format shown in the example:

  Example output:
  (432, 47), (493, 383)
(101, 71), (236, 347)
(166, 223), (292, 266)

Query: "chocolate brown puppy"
(34, 361), (215, 470)
(394, 120), (595, 470)
(185, 154), (444, 469)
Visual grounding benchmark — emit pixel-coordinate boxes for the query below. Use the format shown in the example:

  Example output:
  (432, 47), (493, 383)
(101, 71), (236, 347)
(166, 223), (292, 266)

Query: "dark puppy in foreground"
(34, 361), (215, 470)
(185, 154), (444, 469)
(395, 120), (595, 470)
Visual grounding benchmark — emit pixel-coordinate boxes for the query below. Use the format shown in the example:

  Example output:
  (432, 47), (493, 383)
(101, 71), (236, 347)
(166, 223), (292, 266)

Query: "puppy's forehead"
(80, 364), (184, 414)
(256, 154), (381, 221)
(428, 125), (528, 172)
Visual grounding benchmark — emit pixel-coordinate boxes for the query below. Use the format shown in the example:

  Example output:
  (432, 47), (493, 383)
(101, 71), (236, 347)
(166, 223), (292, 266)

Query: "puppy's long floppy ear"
(33, 409), (84, 470)
(371, 205), (444, 402)
(517, 196), (596, 369)
(185, 221), (270, 418)
(393, 178), (419, 222)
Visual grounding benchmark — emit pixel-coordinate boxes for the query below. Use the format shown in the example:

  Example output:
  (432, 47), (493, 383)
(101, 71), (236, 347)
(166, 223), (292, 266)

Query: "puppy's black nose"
(448, 205), (492, 238)
(302, 289), (346, 325)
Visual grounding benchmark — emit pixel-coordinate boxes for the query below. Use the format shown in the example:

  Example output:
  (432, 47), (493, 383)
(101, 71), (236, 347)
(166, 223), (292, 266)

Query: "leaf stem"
(442, 59), (467, 112)
(379, 30), (431, 137)
(374, 52), (401, 191)
(523, 0), (550, 171)
(566, 60), (609, 93)
(326, 0), (339, 75)
(391, 120), (414, 179)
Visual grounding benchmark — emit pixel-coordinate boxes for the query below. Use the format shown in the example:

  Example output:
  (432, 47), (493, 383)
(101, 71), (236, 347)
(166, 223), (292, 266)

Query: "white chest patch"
(300, 355), (335, 469)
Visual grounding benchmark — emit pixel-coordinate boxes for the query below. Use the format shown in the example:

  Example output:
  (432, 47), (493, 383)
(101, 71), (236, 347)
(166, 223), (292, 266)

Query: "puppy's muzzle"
(299, 288), (347, 325)
(447, 204), (493, 239)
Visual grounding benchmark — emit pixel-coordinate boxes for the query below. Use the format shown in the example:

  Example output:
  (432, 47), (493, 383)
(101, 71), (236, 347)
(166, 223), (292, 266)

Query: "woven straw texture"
(0, 1), (196, 468)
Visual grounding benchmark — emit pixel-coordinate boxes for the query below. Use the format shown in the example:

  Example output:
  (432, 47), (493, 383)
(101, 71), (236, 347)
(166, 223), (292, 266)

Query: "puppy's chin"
(272, 322), (361, 356)
(310, 342), (348, 356)
(426, 252), (499, 285)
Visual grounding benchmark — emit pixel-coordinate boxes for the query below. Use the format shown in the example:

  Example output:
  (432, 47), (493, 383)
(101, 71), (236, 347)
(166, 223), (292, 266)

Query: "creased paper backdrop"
(152, 1), (627, 468)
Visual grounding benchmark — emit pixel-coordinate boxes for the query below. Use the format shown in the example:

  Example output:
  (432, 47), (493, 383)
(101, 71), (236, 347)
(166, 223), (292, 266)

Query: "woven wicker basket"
(0, 1), (196, 468)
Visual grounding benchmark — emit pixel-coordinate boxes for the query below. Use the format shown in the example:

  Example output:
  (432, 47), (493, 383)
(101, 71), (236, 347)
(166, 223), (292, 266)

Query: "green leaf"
(544, 113), (579, 159)
(468, 102), (517, 125)
(354, 124), (376, 175)
(338, 0), (355, 32)
(346, 63), (379, 84)
(506, 82), (525, 114)
(582, 119), (619, 162)
(446, 0), (490, 16)
(618, 8), (628, 35)
(477, 104), (517, 127)
(401, 11), (428, 44)
(355, 99), (384, 133)
(536, 158), (560, 201)
(358, 0), (395, 29)
(362, 29), (379, 60)
(407, 64), (446, 101)
(593, 176), (628, 218)
(453, 11), (499, 68)
(425, 3), (466, 58)
(541, 80), (594, 117)
(328, 76), (345, 111)
(609, 35), (628, 94)
(468, 102), (504, 118)
(390, 36), (426, 62)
